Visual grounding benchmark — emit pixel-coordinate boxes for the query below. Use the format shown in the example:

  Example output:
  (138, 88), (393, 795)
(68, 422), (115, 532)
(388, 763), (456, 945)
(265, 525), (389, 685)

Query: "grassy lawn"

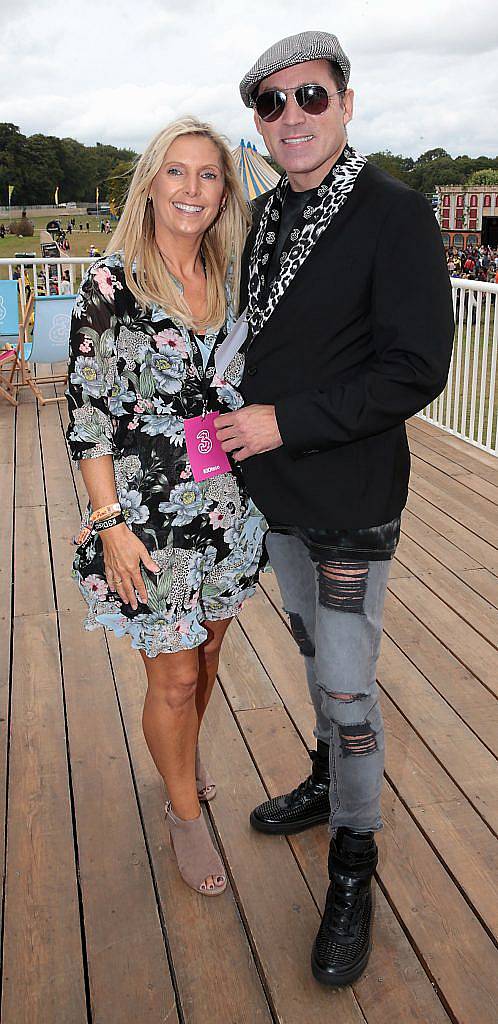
(0, 215), (116, 283)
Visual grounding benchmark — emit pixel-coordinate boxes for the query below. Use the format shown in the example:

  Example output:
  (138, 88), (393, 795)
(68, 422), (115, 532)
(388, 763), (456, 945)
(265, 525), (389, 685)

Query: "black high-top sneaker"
(250, 742), (330, 835)
(311, 828), (378, 987)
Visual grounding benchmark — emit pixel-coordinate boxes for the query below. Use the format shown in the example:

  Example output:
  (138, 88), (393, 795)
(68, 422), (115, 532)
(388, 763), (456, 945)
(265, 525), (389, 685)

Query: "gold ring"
(114, 577), (123, 584)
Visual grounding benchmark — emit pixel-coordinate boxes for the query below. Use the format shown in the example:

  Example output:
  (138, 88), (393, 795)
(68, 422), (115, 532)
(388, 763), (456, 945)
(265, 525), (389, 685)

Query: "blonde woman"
(66, 117), (267, 896)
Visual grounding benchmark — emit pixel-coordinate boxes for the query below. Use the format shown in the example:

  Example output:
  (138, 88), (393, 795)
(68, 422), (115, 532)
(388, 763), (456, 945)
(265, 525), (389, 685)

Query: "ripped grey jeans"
(266, 529), (393, 834)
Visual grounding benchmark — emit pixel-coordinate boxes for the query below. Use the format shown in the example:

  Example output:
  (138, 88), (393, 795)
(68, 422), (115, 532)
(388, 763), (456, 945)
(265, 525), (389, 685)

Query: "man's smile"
(281, 135), (314, 146)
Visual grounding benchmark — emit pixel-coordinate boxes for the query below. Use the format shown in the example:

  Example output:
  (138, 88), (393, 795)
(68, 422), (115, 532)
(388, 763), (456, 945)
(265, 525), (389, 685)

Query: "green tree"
(466, 168), (498, 186)
(366, 150), (414, 183)
(106, 157), (136, 212)
(417, 147), (451, 163)
(0, 123), (139, 205)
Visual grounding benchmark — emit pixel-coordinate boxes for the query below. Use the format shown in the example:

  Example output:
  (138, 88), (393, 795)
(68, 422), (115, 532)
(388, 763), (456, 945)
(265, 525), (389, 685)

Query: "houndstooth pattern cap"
(239, 31), (351, 108)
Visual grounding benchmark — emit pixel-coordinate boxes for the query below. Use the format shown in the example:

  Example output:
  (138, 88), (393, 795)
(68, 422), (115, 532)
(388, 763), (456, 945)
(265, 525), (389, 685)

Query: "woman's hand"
(101, 523), (160, 610)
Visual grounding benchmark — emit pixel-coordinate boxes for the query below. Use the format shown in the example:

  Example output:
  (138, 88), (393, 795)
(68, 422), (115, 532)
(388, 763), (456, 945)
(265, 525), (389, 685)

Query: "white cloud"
(1, 0), (497, 157)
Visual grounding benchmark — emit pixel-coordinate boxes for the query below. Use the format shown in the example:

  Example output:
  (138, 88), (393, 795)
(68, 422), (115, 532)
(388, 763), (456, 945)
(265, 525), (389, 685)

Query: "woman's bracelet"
(93, 513), (125, 532)
(90, 502), (121, 523)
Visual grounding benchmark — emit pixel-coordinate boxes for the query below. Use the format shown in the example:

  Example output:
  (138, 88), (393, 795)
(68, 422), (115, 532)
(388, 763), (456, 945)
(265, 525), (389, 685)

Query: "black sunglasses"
(254, 83), (345, 123)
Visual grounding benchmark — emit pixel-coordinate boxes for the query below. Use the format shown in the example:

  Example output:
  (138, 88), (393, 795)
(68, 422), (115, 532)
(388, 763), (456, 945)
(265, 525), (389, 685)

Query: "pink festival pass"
(183, 411), (232, 482)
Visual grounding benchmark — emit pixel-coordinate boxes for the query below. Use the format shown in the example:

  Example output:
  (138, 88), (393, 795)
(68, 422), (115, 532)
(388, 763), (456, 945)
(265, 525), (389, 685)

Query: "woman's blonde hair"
(107, 116), (251, 330)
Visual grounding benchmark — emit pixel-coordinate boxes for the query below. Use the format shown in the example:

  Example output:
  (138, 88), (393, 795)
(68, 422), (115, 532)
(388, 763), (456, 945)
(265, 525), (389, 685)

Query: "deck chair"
(0, 280), (29, 405)
(21, 293), (76, 405)
(0, 347), (20, 405)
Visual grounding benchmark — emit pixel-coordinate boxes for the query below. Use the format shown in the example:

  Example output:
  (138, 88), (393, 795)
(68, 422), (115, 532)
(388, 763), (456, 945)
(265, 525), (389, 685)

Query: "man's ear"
(253, 108), (263, 138)
(343, 88), (354, 127)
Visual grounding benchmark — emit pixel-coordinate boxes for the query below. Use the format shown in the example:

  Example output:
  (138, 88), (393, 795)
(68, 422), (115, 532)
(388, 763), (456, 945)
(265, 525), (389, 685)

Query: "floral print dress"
(66, 253), (267, 657)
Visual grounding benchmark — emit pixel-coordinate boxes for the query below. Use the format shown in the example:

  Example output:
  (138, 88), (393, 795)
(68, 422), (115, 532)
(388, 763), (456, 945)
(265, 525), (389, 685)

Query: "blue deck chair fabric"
(0, 280), (20, 339)
(28, 294), (76, 364)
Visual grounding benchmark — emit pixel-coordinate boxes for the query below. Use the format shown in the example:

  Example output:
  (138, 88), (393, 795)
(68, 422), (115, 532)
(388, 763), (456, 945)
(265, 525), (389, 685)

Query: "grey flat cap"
(240, 30), (350, 108)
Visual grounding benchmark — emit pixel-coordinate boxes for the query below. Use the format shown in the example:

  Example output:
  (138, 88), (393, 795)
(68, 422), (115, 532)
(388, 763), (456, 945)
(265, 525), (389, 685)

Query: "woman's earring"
(219, 197), (227, 215)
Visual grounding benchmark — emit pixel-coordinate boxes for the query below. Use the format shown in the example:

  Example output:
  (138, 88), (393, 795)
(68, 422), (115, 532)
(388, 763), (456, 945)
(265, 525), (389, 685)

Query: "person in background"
(60, 270), (72, 295)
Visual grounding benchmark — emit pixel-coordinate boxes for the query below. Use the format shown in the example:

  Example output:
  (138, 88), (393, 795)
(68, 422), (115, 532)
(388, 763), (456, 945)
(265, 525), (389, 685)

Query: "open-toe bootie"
(165, 801), (227, 896)
(196, 746), (216, 802)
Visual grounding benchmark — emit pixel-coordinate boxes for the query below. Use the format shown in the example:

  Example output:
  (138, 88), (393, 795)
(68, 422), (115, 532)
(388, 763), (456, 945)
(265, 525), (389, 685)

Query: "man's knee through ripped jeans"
(265, 531), (390, 833)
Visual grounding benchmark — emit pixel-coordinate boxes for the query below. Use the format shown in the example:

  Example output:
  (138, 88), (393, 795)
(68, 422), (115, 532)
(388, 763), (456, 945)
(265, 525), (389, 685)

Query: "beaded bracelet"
(90, 502), (121, 523)
(93, 513), (125, 532)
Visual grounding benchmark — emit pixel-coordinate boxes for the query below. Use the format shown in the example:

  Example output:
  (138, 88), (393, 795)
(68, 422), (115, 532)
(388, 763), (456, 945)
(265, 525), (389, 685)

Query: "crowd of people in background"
(447, 244), (498, 284)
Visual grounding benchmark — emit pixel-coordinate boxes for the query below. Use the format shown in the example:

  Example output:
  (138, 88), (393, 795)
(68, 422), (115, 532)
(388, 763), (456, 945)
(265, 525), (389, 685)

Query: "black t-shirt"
(268, 186), (316, 285)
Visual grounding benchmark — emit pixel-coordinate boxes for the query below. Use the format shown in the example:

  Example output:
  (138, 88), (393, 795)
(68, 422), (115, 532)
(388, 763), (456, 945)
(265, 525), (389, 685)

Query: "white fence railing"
(1, 258), (497, 455)
(418, 279), (497, 456)
(0, 256), (95, 321)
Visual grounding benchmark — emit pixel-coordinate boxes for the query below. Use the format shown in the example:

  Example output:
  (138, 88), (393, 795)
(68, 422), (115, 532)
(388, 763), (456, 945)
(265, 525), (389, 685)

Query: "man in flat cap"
(216, 31), (453, 986)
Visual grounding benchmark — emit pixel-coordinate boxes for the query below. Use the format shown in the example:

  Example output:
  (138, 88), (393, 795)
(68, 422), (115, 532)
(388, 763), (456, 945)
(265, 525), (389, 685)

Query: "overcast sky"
(2, 0), (497, 159)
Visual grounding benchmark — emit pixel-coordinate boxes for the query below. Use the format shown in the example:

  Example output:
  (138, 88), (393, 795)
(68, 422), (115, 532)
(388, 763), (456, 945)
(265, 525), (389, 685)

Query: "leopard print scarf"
(246, 144), (366, 338)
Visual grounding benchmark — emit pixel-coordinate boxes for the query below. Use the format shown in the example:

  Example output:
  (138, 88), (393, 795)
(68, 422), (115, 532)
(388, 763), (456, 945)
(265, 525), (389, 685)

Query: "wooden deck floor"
(1, 383), (497, 1024)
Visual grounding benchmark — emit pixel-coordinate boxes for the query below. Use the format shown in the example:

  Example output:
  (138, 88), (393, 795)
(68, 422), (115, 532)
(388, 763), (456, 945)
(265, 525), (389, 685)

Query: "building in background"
(436, 185), (498, 249)
(232, 140), (280, 200)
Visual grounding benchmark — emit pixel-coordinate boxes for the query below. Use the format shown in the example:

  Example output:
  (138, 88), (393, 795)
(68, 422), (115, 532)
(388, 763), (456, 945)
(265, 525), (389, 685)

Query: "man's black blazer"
(239, 162), (454, 529)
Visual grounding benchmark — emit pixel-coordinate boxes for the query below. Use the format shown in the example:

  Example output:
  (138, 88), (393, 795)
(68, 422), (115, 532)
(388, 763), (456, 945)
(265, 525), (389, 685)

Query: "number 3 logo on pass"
(196, 428), (213, 455)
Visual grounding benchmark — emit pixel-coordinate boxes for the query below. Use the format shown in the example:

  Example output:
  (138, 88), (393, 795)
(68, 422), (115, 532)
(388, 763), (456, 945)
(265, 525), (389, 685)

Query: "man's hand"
(214, 405), (283, 461)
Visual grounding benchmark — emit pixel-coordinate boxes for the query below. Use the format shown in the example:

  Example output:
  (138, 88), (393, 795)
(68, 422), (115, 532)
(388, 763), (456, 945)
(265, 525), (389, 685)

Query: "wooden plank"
(409, 417), (498, 472)
(395, 533), (498, 644)
(219, 619), (282, 711)
(451, 471), (498, 505)
(456, 567), (498, 607)
(378, 634), (498, 835)
(0, 402), (15, 464)
(389, 576), (498, 696)
(382, 593), (498, 756)
(234, 602), (498, 1023)
(14, 399), (45, 508)
(59, 614), (178, 1024)
(46, 502), (84, 614)
(379, 783), (498, 1024)
(201, 685), (365, 1023)
(106, 630), (274, 1024)
(409, 435), (479, 479)
(410, 467), (498, 545)
(411, 443), (498, 504)
(406, 491), (498, 572)
(0, 452), (14, 942)
(2, 613), (87, 1024)
(381, 692), (498, 937)
(407, 422), (498, 486)
(437, 434), (498, 469)
(408, 431), (498, 493)
(385, 556), (412, 579)
(239, 589), (316, 741)
(401, 508), (498, 605)
(58, 399), (87, 512)
(37, 396), (91, 615)
(14, 505), (55, 618)
(38, 401), (80, 509)
(234, 705), (452, 1024)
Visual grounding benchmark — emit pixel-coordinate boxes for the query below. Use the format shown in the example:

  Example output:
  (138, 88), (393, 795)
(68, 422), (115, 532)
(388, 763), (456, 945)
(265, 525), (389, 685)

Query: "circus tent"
(232, 140), (280, 199)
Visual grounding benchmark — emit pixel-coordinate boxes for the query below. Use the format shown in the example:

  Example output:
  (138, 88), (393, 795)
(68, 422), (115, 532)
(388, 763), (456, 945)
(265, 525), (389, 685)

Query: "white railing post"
(417, 278), (497, 456)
